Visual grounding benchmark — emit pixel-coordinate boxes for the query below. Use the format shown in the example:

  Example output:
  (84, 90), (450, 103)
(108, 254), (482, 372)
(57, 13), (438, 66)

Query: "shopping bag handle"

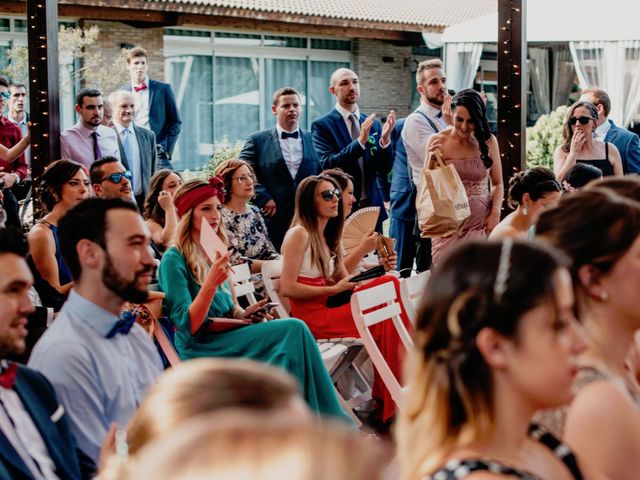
(427, 149), (446, 170)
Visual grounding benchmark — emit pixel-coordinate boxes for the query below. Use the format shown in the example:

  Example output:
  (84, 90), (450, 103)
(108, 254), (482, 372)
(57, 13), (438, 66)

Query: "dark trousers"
(413, 215), (432, 273)
(2, 188), (21, 228)
(389, 217), (416, 278)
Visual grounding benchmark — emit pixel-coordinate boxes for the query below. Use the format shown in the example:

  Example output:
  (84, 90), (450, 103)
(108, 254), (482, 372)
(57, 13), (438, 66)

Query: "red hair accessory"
(175, 176), (226, 218)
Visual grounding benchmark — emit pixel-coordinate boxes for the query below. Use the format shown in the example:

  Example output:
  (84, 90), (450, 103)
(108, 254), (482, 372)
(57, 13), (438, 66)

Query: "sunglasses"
(319, 189), (342, 201)
(568, 116), (594, 126)
(101, 171), (132, 184)
(0, 92), (10, 100)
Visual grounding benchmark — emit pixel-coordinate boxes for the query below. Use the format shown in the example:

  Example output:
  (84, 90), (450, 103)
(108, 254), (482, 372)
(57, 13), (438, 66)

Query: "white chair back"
(230, 262), (258, 305)
(261, 259), (290, 318)
(399, 270), (431, 324)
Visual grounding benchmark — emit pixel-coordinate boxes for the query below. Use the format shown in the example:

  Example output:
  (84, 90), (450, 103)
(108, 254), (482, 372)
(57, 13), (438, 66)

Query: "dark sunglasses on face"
(569, 116), (594, 126)
(0, 92), (9, 100)
(319, 189), (342, 201)
(101, 171), (132, 184)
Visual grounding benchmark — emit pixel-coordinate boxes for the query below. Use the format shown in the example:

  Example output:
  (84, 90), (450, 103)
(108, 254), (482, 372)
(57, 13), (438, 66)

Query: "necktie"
(122, 128), (137, 192)
(106, 311), (137, 339)
(133, 82), (147, 93)
(0, 363), (17, 389)
(349, 113), (366, 200)
(281, 131), (299, 139)
(91, 131), (102, 160)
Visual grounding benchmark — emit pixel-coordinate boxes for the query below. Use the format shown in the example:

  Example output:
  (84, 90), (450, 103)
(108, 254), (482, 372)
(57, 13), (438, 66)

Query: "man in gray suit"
(109, 90), (157, 208)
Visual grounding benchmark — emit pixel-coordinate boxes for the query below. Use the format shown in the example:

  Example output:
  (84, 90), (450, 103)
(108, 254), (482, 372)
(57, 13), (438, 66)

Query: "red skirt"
(289, 274), (412, 422)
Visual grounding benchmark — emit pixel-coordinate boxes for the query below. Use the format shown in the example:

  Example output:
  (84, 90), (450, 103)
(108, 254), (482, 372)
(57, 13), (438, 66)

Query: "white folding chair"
(230, 262), (258, 305)
(399, 270), (431, 324)
(350, 282), (413, 408)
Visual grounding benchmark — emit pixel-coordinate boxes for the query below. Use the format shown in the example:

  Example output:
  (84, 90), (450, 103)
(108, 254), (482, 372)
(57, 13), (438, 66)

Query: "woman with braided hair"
(397, 240), (587, 480)
(426, 89), (504, 265)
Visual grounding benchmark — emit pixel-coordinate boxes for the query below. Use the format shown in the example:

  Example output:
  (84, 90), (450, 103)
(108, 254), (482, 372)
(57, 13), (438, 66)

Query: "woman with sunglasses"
(27, 159), (90, 295)
(554, 101), (623, 180)
(213, 159), (280, 299)
(426, 89), (504, 265)
(157, 177), (350, 423)
(281, 175), (412, 426)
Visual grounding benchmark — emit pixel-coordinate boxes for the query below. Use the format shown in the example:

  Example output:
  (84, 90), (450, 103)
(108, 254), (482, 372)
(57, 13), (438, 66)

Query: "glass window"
(14, 19), (26, 32)
(215, 32), (261, 47)
(166, 55), (214, 171)
(0, 40), (10, 72)
(214, 56), (259, 144)
(263, 58), (307, 129)
(165, 28), (210, 38)
(0, 19), (9, 32)
(311, 39), (351, 51)
(264, 36), (306, 48)
(308, 61), (349, 125)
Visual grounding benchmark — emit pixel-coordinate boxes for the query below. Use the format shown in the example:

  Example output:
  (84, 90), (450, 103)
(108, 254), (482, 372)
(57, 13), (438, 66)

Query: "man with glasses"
(240, 87), (321, 251)
(90, 156), (134, 203)
(0, 78), (28, 228)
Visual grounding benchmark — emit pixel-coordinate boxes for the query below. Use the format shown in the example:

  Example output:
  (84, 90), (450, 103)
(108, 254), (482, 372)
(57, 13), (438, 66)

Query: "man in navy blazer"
(110, 90), (157, 208)
(581, 88), (640, 174)
(0, 227), (94, 479)
(240, 87), (321, 250)
(311, 68), (395, 228)
(122, 47), (181, 169)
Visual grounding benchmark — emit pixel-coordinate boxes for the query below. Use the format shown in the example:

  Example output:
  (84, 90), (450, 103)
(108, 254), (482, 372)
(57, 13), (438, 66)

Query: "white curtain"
(570, 40), (640, 127)
(552, 49), (574, 110)
(444, 43), (483, 92)
(528, 48), (550, 114)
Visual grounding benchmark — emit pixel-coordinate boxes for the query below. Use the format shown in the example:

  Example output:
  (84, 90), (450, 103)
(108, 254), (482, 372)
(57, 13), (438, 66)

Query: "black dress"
(576, 142), (614, 176)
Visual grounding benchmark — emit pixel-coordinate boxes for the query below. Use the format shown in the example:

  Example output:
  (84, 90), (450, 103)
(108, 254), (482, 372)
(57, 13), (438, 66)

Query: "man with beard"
(239, 87), (321, 250)
(61, 89), (121, 168)
(28, 198), (163, 463)
(90, 156), (135, 204)
(401, 59), (451, 271)
(311, 68), (395, 229)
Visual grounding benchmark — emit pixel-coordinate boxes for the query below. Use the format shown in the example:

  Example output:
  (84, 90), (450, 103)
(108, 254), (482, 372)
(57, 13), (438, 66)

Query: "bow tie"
(0, 363), (17, 389)
(436, 111), (443, 118)
(133, 82), (147, 93)
(106, 311), (137, 339)
(281, 131), (299, 140)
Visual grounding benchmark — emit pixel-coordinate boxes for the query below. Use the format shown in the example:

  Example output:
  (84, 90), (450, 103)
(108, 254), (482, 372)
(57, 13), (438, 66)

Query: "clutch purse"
(376, 234), (395, 260)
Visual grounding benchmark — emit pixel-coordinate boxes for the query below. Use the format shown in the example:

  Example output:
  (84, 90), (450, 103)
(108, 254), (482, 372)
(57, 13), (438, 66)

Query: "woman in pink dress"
(426, 89), (503, 265)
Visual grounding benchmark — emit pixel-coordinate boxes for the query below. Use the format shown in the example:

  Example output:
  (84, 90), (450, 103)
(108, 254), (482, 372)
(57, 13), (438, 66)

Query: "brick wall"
(352, 39), (413, 118)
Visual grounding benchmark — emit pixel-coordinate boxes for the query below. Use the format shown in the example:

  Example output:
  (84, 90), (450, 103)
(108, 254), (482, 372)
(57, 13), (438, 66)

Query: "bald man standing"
(110, 90), (157, 208)
(311, 68), (395, 227)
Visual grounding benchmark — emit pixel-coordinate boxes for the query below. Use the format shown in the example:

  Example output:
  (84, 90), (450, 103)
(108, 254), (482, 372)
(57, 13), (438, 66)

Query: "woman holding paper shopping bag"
(426, 89), (503, 265)
(157, 177), (350, 423)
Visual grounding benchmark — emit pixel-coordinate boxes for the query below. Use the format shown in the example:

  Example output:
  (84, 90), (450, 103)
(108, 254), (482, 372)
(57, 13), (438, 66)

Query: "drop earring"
(599, 291), (609, 302)
(522, 205), (528, 216)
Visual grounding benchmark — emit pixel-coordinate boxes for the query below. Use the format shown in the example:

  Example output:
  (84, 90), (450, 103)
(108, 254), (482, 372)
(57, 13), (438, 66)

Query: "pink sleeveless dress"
(431, 157), (491, 265)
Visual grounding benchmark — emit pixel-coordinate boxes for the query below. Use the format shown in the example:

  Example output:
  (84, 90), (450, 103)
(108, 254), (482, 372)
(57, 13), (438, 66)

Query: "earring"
(522, 206), (528, 216)
(599, 291), (609, 302)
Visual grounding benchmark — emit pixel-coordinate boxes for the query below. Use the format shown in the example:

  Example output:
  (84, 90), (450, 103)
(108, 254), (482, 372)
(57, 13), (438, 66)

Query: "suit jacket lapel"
(133, 126), (148, 182)
(269, 128), (294, 182)
(331, 109), (353, 148)
(0, 429), (33, 479)
(148, 80), (156, 110)
(115, 132), (130, 171)
(296, 131), (316, 183)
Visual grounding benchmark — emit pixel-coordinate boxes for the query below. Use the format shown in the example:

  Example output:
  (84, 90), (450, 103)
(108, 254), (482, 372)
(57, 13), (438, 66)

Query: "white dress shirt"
(132, 75), (151, 130)
(8, 113), (30, 167)
(114, 122), (143, 195)
(594, 119), (612, 141)
(275, 124), (303, 179)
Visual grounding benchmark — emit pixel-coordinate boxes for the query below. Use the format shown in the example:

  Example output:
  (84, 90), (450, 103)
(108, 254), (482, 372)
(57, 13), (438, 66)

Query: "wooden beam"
(27, 0), (61, 184)
(497, 0), (526, 194)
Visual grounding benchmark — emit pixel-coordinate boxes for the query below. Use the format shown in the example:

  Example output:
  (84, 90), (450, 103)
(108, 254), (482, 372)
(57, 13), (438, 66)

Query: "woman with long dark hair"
(425, 89), (504, 264)
(142, 169), (182, 250)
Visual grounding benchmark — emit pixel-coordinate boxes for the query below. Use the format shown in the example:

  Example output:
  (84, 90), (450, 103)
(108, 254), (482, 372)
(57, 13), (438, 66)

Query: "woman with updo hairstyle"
(535, 189), (640, 480)
(142, 169), (182, 250)
(425, 88), (504, 264)
(27, 159), (90, 295)
(554, 100), (623, 180)
(490, 166), (562, 240)
(398, 240), (587, 480)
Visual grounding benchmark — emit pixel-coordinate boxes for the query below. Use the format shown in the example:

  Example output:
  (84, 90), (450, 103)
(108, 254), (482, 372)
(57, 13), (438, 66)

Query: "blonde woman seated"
(157, 177), (349, 422)
(398, 240), (587, 480)
(142, 169), (182, 251)
(489, 167), (562, 240)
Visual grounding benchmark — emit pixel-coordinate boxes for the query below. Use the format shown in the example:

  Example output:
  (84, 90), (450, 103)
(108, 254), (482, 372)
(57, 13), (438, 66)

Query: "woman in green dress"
(157, 176), (349, 422)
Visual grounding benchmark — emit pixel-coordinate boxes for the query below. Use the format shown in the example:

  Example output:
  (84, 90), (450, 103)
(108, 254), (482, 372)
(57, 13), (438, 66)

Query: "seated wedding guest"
(398, 240), (587, 480)
(157, 177), (349, 422)
(536, 190), (640, 480)
(29, 198), (164, 464)
(562, 162), (602, 192)
(588, 175), (640, 200)
(28, 159), (90, 296)
(142, 169), (182, 250)
(0, 227), (95, 479)
(490, 167), (562, 240)
(214, 159), (279, 298)
(100, 358), (310, 479)
(554, 101), (623, 180)
(281, 175), (412, 426)
(124, 411), (388, 480)
(90, 156), (134, 202)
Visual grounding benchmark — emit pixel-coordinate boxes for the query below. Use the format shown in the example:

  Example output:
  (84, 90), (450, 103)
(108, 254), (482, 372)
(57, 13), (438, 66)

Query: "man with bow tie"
(121, 47), (181, 169)
(0, 227), (95, 479)
(239, 87), (321, 251)
(29, 198), (163, 464)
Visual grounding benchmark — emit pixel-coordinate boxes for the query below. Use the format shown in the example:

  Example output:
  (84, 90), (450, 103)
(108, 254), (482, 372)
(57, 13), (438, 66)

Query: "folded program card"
(199, 217), (229, 262)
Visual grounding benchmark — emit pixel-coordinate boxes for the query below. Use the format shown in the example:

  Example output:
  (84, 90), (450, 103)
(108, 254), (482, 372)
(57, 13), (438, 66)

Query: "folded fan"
(343, 206), (380, 254)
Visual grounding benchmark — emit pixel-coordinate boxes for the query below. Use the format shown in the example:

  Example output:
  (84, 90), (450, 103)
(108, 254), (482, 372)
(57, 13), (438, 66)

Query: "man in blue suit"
(240, 87), (321, 251)
(311, 68), (396, 229)
(122, 47), (181, 169)
(581, 88), (640, 174)
(0, 227), (94, 479)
